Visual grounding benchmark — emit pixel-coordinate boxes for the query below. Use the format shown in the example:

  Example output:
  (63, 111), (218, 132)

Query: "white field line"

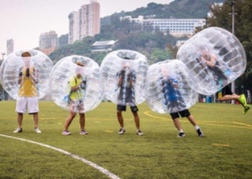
(0, 134), (121, 179)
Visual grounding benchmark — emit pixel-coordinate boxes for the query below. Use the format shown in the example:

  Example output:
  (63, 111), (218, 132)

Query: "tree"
(207, 0), (252, 92)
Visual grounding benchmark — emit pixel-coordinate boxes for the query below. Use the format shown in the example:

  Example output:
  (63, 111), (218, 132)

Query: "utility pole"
(228, 0), (236, 104)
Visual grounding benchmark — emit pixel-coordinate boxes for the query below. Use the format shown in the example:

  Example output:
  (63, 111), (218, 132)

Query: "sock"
(179, 129), (184, 133)
(195, 125), (200, 130)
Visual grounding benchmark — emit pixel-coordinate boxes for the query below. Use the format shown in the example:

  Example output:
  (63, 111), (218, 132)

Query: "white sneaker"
(118, 128), (126, 135)
(177, 132), (185, 138)
(13, 128), (22, 133)
(62, 130), (71, 135)
(136, 130), (143, 136)
(80, 130), (88, 135)
(34, 128), (42, 133)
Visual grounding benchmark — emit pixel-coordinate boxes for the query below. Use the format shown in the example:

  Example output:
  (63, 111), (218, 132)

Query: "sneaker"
(80, 130), (88, 135)
(136, 130), (143, 136)
(13, 128), (22, 133)
(118, 128), (126, 135)
(34, 128), (42, 133)
(244, 105), (251, 114)
(238, 94), (247, 106)
(62, 130), (71, 135)
(177, 132), (185, 138)
(196, 128), (203, 137)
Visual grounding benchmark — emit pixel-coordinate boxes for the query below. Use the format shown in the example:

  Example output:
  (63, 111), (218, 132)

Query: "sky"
(0, 0), (174, 55)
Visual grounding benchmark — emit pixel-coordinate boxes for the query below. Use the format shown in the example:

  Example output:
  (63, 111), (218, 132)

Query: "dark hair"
(76, 62), (84, 67)
(21, 52), (31, 57)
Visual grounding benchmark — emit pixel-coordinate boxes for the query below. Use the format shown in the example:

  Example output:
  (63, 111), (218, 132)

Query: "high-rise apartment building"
(68, 0), (100, 44)
(6, 39), (14, 55)
(39, 31), (58, 55)
(68, 11), (80, 44)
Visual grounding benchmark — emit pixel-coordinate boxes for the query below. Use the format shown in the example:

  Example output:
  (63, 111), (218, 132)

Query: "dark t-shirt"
(117, 69), (136, 105)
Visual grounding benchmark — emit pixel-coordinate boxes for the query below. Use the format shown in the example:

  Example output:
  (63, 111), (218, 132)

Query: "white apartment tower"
(68, 11), (80, 44)
(68, 0), (100, 44)
(6, 39), (14, 55)
(39, 31), (58, 55)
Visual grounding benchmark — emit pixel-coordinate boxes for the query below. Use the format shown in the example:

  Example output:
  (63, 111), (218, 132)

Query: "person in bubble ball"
(199, 49), (229, 86)
(62, 62), (88, 135)
(199, 48), (251, 114)
(160, 69), (186, 112)
(116, 59), (143, 136)
(159, 67), (203, 138)
(13, 51), (41, 134)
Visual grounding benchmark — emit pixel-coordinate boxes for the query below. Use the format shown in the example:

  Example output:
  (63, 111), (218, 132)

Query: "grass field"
(0, 101), (252, 179)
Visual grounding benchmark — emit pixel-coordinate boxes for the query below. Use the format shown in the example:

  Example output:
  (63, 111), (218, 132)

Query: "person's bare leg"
(132, 112), (140, 130)
(186, 115), (197, 127)
(187, 115), (203, 136)
(79, 113), (85, 131)
(17, 113), (23, 128)
(117, 111), (124, 128)
(172, 118), (183, 131)
(64, 112), (76, 131)
(33, 113), (39, 128)
(173, 118), (185, 137)
(218, 94), (240, 101)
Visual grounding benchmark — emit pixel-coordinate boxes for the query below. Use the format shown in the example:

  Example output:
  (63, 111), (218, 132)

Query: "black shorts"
(221, 85), (233, 96)
(117, 105), (139, 113)
(170, 109), (190, 120)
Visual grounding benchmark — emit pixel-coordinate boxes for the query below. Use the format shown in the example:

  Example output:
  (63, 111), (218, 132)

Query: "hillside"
(101, 0), (224, 24)
(52, 0), (225, 63)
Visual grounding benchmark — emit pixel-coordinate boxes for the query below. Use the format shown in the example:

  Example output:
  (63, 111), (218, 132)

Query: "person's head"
(75, 62), (84, 78)
(199, 46), (211, 60)
(21, 51), (31, 67)
(160, 66), (169, 77)
(21, 52), (31, 57)
(122, 60), (130, 71)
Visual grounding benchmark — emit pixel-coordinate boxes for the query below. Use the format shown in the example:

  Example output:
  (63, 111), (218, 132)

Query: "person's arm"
(71, 85), (80, 92)
(159, 78), (165, 93)
(170, 77), (179, 88)
(18, 71), (23, 84)
(128, 71), (136, 88)
(204, 53), (217, 67)
(117, 70), (124, 87)
(31, 68), (38, 84)
(69, 77), (81, 92)
(172, 82), (179, 88)
(80, 80), (87, 90)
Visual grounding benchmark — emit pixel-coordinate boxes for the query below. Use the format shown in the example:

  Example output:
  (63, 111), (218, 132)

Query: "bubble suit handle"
(146, 60), (197, 114)
(49, 55), (103, 113)
(100, 50), (149, 106)
(176, 27), (247, 95)
(0, 50), (53, 100)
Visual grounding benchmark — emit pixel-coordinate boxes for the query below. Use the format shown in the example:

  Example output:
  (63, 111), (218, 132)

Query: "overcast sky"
(0, 0), (174, 55)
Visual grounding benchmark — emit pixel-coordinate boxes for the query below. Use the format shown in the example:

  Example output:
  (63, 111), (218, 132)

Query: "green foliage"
(207, 0), (252, 91)
(109, 0), (224, 19)
(50, 37), (95, 63)
(149, 48), (173, 64)
(58, 34), (68, 48)
(51, 0), (224, 64)
(0, 101), (252, 178)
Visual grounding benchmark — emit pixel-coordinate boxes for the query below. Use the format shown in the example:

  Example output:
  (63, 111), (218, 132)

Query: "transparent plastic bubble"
(146, 60), (197, 114)
(176, 27), (247, 95)
(0, 50), (53, 99)
(49, 55), (102, 113)
(100, 50), (149, 106)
